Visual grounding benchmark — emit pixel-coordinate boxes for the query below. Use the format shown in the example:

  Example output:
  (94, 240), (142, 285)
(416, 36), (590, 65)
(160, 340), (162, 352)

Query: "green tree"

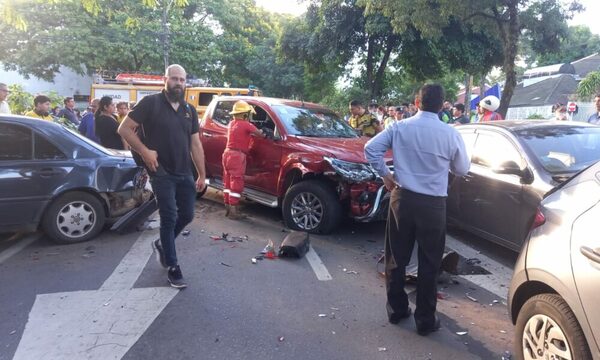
(7, 84), (33, 115)
(363, 0), (582, 117)
(523, 25), (600, 66)
(578, 71), (600, 100)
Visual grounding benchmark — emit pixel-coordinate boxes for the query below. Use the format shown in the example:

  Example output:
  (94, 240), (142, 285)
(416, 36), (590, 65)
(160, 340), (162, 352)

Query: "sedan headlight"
(324, 157), (376, 183)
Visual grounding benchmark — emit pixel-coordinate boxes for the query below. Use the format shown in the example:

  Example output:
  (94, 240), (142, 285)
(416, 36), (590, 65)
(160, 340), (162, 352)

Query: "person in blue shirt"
(364, 84), (470, 336)
(78, 99), (100, 143)
(587, 94), (600, 124)
(58, 97), (80, 125)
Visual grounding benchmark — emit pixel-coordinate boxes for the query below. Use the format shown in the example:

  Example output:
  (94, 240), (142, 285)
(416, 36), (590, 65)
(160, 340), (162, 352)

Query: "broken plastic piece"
(251, 258), (257, 264)
(465, 293), (478, 302)
(220, 262), (232, 267)
(181, 230), (190, 236)
(456, 331), (468, 336)
(318, 314), (327, 318)
(278, 336), (285, 342)
(377, 347), (387, 352)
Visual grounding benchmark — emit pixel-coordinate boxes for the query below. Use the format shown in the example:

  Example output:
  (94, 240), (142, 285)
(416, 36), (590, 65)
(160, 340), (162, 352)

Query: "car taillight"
(531, 208), (546, 230)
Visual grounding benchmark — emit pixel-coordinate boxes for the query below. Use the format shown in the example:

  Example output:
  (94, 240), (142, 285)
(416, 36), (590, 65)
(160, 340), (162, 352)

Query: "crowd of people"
(347, 95), (505, 137)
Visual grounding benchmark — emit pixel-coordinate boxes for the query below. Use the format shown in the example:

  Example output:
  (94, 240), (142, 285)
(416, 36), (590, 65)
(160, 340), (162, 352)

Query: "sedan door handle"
(580, 246), (600, 264)
(202, 132), (213, 138)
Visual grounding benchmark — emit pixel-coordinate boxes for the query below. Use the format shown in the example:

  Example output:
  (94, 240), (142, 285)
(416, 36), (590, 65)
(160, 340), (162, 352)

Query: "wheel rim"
(55, 200), (97, 239)
(290, 192), (323, 230)
(522, 314), (572, 360)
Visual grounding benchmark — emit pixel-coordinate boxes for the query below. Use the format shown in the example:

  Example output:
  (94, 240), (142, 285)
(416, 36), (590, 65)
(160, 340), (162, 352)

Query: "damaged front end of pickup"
(323, 157), (390, 222)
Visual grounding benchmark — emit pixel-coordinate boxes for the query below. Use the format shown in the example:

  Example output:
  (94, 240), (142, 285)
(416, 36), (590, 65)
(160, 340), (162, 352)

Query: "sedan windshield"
(272, 104), (358, 138)
(517, 126), (600, 174)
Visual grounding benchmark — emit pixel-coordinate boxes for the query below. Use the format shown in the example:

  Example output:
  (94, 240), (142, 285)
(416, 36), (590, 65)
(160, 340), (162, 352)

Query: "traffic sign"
(568, 102), (577, 112)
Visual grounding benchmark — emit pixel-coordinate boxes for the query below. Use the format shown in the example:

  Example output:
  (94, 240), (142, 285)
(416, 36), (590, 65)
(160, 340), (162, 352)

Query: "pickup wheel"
(282, 180), (342, 234)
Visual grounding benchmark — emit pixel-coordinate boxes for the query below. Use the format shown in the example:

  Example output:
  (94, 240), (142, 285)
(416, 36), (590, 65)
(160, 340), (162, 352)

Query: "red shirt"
(226, 119), (258, 153)
(481, 111), (503, 122)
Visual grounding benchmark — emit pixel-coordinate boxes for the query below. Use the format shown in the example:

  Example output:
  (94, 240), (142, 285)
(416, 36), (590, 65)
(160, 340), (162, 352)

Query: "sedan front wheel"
(42, 191), (106, 244)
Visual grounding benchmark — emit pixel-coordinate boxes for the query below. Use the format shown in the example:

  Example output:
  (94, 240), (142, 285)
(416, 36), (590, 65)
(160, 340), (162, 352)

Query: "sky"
(254, 0), (308, 16)
(256, 0), (600, 36)
(569, 0), (600, 35)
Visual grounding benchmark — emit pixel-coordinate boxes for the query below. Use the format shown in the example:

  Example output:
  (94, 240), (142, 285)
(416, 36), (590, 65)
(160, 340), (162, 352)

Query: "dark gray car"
(0, 115), (148, 243)
(448, 121), (600, 251)
(508, 160), (600, 360)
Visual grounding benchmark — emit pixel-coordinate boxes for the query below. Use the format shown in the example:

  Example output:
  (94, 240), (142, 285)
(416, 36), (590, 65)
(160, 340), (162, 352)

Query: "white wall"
(507, 102), (595, 121)
(0, 64), (92, 97)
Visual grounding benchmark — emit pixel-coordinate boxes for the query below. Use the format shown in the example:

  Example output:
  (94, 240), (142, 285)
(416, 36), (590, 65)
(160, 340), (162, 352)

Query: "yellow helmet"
(230, 100), (256, 116)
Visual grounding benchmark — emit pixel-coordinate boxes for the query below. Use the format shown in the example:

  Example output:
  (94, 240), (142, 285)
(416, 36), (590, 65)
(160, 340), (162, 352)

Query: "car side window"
(199, 92), (218, 106)
(34, 133), (67, 160)
(459, 130), (478, 161)
(250, 105), (276, 132)
(212, 101), (235, 126)
(0, 123), (33, 161)
(472, 132), (521, 169)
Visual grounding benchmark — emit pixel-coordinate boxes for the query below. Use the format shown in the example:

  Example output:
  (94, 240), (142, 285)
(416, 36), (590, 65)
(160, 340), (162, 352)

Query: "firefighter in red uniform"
(223, 100), (266, 219)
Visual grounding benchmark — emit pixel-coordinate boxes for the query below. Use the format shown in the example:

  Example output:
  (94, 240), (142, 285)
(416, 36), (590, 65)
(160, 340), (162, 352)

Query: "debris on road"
(345, 270), (359, 275)
(437, 291), (449, 300)
(466, 258), (482, 266)
(9, 330), (16, 335)
(330, 307), (340, 311)
(318, 314), (328, 318)
(456, 331), (468, 336)
(465, 293), (478, 302)
(251, 258), (257, 264)
(499, 330), (507, 334)
(502, 351), (512, 359)
(377, 347), (387, 352)
(220, 262), (232, 267)
(278, 336), (285, 342)
(181, 230), (190, 236)
(278, 231), (310, 258)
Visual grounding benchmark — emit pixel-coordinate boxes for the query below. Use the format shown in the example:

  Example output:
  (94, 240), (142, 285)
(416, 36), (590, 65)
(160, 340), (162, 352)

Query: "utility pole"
(161, 0), (175, 71)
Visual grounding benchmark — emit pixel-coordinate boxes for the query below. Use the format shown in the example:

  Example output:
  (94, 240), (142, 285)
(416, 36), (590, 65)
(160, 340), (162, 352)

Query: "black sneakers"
(167, 265), (187, 289)
(416, 315), (441, 336)
(152, 239), (167, 269)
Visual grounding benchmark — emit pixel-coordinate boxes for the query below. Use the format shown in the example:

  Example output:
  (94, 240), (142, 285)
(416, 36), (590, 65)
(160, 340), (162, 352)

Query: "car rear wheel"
(282, 180), (341, 234)
(514, 294), (591, 360)
(42, 191), (106, 244)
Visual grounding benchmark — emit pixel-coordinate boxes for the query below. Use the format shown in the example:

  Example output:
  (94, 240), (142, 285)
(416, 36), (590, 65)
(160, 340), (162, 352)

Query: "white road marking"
(0, 233), (40, 265)
(445, 235), (513, 300)
(13, 214), (180, 360)
(305, 245), (332, 281)
(100, 228), (159, 291)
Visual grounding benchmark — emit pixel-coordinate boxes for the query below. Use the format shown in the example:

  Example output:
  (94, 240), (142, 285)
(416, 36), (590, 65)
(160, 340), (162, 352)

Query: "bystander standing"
(24, 95), (53, 121)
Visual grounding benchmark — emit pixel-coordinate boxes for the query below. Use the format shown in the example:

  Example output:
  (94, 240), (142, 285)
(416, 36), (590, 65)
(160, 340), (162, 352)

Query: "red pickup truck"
(199, 96), (391, 233)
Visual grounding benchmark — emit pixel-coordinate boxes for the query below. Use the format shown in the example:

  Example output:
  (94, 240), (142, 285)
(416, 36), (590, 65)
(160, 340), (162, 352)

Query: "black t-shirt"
(95, 114), (124, 150)
(128, 91), (199, 176)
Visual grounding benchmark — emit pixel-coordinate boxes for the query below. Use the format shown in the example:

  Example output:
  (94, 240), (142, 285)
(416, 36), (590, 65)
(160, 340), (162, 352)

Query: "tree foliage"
(578, 71), (600, 100)
(363, 0), (582, 117)
(523, 25), (600, 67)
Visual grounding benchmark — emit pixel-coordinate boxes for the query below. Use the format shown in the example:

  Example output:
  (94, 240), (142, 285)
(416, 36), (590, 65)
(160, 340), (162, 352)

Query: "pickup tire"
(282, 180), (342, 234)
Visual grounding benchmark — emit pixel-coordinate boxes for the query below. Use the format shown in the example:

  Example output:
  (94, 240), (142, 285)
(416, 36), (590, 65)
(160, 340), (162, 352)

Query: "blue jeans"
(150, 174), (196, 267)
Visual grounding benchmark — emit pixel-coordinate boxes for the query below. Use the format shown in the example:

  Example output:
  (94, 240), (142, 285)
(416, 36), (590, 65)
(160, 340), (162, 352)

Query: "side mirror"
(493, 160), (524, 177)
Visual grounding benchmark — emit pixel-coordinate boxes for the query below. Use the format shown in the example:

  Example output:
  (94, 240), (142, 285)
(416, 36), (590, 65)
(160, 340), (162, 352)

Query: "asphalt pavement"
(0, 189), (518, 360)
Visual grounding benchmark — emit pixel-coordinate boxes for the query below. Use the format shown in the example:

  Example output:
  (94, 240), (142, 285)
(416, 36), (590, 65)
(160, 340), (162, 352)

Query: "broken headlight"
(324, 157), (376, 183)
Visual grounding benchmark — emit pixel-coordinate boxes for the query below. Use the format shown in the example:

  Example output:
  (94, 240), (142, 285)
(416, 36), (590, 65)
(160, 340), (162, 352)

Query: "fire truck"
(91, 72), (262, 117)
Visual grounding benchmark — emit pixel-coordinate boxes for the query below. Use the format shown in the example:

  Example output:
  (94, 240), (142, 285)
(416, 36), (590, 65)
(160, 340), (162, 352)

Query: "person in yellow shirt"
(116, 101), (129, 123)
(24, 95), (53, 121)
(348, 99), (382, 137)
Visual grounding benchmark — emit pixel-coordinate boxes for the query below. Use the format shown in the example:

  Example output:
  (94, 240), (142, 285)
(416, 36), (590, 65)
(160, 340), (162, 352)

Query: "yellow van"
(91, 73), (262, 118)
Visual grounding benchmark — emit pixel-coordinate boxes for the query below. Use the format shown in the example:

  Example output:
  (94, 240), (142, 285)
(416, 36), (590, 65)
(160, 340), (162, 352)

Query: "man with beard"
(118, 64), (206, 289)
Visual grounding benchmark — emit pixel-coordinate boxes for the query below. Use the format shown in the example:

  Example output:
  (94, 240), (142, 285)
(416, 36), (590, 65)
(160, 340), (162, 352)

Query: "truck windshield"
(272, 104), (358, 138)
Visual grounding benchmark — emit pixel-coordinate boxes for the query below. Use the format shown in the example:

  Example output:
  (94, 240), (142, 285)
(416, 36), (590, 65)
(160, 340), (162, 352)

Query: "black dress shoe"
(388, 307), (412, 324)
(416, 315), (440, 336)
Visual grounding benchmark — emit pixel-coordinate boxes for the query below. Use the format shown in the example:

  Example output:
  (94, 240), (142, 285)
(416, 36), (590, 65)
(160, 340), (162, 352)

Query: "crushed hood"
(295, 136), (392, 164)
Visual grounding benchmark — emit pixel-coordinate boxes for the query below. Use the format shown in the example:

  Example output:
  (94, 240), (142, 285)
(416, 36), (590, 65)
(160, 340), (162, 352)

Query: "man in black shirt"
(118, 64), (206, 289)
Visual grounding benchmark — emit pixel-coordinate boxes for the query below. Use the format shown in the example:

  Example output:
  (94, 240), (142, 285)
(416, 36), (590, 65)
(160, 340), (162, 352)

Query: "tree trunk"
(365, 37), (375, 101)
(497, 2), (520, 118)
(464, 74), (472, 115)
(372, 36), (397, 99)
(479, 74), (486, 101)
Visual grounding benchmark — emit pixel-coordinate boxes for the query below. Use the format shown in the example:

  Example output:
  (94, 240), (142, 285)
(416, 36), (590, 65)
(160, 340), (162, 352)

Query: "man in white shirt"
(0, 83), (11, 114)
